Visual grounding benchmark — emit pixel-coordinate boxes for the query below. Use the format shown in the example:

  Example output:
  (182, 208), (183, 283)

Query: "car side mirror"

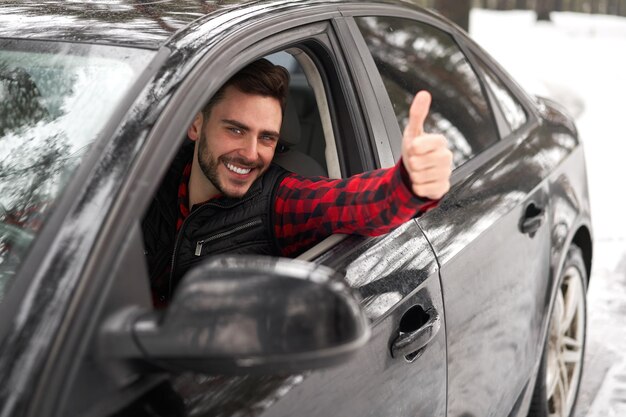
(101, 256), (370, 374)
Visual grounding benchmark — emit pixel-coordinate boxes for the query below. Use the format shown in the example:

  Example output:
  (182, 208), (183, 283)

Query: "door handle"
(520, 203), (545, 236)
(391, 306), (441, 362)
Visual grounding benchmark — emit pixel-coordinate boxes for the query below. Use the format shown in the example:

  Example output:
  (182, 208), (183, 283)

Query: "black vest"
(170, 164), (289, 285)
(142, 143), (289, 301)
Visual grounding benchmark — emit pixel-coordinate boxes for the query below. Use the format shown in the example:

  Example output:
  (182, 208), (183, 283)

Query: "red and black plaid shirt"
(176, 161), (437, 256)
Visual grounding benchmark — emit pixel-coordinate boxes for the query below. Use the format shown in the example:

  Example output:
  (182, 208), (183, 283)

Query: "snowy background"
(470, 9), (626, 416)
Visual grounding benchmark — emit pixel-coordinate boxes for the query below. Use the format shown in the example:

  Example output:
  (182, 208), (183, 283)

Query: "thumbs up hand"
(402, 91), (453, 200)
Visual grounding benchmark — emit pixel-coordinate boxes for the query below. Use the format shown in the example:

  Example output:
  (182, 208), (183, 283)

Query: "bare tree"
(515, 0), (528, 8)
(536, 0), (555, 20)
(433, 0), (472, 31)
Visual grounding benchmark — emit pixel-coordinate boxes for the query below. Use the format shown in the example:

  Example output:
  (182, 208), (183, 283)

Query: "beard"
(197, 130), (265, 198)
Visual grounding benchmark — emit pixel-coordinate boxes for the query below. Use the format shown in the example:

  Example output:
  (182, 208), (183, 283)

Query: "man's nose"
(238, 136), (258, 160)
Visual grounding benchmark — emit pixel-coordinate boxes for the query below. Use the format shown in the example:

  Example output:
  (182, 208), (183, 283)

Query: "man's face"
(194, 86), (282, 198)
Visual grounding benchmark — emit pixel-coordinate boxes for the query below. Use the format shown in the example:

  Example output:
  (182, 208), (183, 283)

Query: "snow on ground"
(470, 10), (626, 417)
(470, 9), (626, 247)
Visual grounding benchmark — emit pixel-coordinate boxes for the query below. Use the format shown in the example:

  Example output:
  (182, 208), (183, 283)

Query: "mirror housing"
(102, 256), (369, 374)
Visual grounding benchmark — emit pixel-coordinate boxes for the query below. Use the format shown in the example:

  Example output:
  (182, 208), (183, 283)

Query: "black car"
(0, 1), (593, 417)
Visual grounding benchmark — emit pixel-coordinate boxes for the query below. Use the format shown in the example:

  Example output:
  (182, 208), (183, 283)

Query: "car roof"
(0, 0), (427, 50)
(0, 0), (246, 49)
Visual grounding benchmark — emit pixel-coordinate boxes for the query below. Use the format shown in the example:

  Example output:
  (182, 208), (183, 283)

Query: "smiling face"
(188, 85), (282, 201)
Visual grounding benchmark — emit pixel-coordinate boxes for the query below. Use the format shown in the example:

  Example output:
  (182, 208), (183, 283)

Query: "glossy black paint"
(127, 226), (446, 417)
(103, 256), (370, 374)
(0, 1), (592, 417)
(255, 223), (447, 417)
(0, 1), (221, 48)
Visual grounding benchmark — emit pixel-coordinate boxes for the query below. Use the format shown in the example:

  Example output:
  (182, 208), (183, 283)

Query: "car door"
(346, 6), (552, 417)
(35, 8), (447, 417)
(156, 14), (447, 417)
(252, 13), (447, 417)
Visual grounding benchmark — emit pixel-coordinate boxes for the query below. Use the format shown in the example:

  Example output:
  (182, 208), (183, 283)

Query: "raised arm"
(274, 91), (452, 257)
(402, 91), (453, 200)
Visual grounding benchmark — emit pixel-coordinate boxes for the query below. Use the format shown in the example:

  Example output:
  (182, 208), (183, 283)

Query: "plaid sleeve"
(274, 159), (438, 257)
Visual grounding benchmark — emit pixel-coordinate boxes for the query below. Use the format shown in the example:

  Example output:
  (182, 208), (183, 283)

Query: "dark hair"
(202, 58), (290, 116)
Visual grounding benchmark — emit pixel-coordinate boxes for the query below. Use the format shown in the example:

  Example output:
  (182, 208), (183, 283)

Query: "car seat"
(273, 93), (327, 177)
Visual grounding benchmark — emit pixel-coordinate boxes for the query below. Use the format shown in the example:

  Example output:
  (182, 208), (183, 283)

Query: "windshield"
(0, 40), (154, 302)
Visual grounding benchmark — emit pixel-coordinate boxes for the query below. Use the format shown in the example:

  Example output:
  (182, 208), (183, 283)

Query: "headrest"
(279, 93), (301, 147)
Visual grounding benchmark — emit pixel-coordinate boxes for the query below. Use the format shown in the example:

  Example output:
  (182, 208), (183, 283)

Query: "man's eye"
(261, 135), (278, 143)
(228, 127), (242, 135)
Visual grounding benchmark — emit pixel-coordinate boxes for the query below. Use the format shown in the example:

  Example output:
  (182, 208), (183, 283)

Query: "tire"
(528, 245), (588, 417)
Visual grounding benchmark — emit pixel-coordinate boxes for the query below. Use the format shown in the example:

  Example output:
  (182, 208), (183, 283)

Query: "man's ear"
(187, 112), (203, 142)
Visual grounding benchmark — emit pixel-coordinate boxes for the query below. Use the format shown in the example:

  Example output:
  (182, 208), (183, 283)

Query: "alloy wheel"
(545, 265), (586, 417)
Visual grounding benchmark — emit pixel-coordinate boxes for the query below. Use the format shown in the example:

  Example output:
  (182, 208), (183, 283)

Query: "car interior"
(139, 47), (350, 285)
(268, 49), (341, 179)
(268, 49), (353, 258)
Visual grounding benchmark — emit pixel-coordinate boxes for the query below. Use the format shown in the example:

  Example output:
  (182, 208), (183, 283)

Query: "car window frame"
(134, 22), (380, 262)
(464, 46), (537, 140)
(339, 6), (502, 165)
(289, 38), (372, 177)
(129, 19), (387, 264)
(450, 34), (542, 180)
(42, 15), (387, 416)
(337, 4), (542, 187)
(466, 51), (515, 138)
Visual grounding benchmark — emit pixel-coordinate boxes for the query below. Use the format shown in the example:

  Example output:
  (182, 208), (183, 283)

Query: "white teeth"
(226, 163), (251, 175)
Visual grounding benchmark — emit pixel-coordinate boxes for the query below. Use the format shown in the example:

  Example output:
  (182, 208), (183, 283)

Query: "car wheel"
(528, 245), (587, 417)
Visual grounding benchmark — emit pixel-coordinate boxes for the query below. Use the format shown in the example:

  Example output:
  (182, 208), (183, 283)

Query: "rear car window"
(354, 16), (500, 169)
(0, 40), (154, 302)
(475, 58), (528, 132)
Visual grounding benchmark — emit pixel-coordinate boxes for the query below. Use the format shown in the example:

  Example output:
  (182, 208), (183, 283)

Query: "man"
(142, 59), (452, 306)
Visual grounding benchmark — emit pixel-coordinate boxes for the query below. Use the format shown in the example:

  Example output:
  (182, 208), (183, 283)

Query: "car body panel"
(0, 0), (397, 48)
(336, 7), (592, 416)
(257, 226), (446, 417)
(0, 0), (234, 49)
(416, 129), (553, 416)
(415, 79), (591, 417)
(126, 226), (446, 417)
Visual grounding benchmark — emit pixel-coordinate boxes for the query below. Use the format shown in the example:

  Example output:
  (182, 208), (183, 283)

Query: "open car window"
(267, 49), (342, 179)
(0, 41), (154, 302)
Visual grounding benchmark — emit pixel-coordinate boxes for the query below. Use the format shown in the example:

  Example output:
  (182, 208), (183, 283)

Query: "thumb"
(404, 90), (432, 138)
